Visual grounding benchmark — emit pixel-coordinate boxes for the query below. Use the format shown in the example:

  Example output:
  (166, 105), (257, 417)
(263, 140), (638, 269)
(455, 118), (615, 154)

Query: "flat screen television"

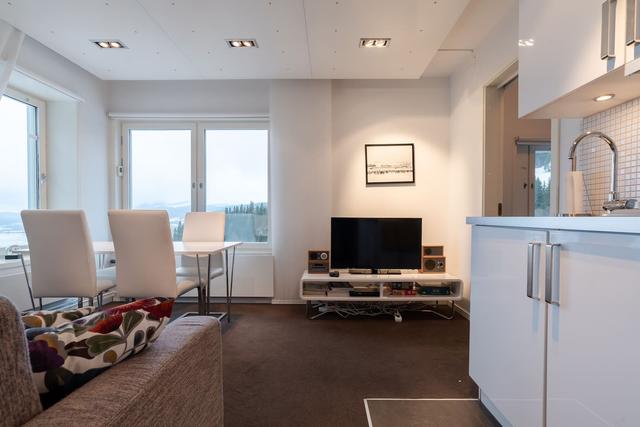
(331, 217), (422, 270)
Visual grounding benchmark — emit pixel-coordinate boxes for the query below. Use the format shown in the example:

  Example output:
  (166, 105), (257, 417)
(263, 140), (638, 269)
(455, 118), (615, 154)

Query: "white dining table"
(18, 241), (242, 322)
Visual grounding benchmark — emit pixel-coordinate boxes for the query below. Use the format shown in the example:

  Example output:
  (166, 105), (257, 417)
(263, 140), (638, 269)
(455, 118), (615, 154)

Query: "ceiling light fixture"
(594, 94), (615, 102)
(518, 38), (535, 47)
(226, 39), (258, 48)
(360, 38), (390, 48)
(92, 40), (127, 49)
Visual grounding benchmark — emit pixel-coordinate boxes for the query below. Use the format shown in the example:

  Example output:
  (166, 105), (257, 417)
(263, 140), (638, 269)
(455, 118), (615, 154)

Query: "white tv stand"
(299, 270), (463, 320)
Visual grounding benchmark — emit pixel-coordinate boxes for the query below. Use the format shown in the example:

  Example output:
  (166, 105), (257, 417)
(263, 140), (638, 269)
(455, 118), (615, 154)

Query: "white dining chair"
(20, 210), (116, 309)
(177, 212), (226, 289)
(107, 210), (205, 311)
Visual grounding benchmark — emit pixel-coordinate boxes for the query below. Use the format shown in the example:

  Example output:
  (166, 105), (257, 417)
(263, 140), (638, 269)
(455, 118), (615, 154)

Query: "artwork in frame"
(365, 143), (415, 185)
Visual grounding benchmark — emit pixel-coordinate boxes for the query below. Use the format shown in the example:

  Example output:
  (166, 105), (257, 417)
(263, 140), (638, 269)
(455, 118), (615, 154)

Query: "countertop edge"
(466, 216), (640, 235)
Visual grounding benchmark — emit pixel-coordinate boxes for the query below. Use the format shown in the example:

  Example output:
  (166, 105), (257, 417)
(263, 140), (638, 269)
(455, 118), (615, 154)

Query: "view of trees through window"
(534, 149), (551, 216)
(129, 127), (268, 243)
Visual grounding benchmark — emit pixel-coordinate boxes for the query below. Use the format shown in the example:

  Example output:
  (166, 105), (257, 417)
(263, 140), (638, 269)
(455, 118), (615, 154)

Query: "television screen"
(331, 217), (422, 270)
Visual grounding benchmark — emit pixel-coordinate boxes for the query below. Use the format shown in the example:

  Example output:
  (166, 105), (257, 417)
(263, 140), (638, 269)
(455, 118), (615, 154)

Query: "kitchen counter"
(466, 216), (640, 235)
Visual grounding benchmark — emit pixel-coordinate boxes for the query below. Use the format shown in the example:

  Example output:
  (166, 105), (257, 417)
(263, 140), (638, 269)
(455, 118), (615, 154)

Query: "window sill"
(236, 244), (272, 256)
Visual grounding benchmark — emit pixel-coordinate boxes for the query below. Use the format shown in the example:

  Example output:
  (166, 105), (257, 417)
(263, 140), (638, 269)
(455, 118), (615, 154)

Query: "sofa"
(0, 296), (224, 427)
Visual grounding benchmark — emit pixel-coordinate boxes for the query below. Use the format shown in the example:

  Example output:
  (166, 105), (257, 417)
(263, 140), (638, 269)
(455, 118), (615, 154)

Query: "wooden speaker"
(308, 250), (330, 274)
(422, 256), (446, 273)
(422, 245), (444, 257)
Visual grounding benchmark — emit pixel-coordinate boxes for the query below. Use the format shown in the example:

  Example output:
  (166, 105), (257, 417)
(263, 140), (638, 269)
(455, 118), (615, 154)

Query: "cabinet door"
(469, 226), (547, 427)
(546, 231), (640, 427)
(519, 0), (626, 117)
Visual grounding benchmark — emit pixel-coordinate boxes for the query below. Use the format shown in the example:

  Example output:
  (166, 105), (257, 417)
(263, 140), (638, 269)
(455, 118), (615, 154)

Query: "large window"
(205, 129), (268, 242)
(123, 121), (269, 244)
(0, 91), (44, 254)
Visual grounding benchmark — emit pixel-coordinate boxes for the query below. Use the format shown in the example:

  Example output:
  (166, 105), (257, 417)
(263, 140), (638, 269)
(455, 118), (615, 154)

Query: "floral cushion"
(22, 298), (174, 407)
(22, 307), (96, 329)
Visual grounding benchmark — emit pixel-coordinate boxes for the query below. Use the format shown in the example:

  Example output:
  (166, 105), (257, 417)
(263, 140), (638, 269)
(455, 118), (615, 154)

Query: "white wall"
(447, 1), (518, 312)
(16, 36), (110, 238)
(270, 80), (332, 302)
(331, 79), (450, 246)
(2, 36), (110, 310)
(107, 80), (269, 115)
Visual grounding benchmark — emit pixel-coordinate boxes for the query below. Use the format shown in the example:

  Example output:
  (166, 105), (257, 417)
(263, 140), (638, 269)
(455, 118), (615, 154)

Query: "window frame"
(0, 88), (46, 257)
(121, 122), (198, 212)
(121, 120), (271, 249)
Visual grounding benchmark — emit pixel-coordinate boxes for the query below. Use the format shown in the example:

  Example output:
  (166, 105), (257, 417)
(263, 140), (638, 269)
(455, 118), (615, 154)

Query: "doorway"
(483, 66), (552, 217)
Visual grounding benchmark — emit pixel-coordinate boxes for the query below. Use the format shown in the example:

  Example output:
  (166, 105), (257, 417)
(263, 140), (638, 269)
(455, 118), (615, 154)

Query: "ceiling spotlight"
(360, 38), (390, 48)
(518, 38), (535, 47)
(594, 94), (615, 102)
(227, 39), (258, 48)
(93, 40), (127, 49)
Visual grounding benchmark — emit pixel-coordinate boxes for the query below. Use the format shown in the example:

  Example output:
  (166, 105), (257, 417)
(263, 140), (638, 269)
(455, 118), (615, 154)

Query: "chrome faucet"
(568, 131), (635, 212)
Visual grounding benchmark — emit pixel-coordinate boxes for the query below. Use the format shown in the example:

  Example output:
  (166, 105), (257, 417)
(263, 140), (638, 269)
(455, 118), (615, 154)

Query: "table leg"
(224, 250), (229, 322)
(227, 246), (236, 323)
(206, 254), (212, 317)
(196, 254), (203, 315)
(20, 254), (35, 311)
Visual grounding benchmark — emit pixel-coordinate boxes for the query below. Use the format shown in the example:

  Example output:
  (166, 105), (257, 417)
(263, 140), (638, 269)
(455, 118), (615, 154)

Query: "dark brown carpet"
(366, 399), (499, 427)
(171, 303), (477, 427)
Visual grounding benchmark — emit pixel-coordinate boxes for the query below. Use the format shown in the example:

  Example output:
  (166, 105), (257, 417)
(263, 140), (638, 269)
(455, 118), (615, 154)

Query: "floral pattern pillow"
(22, 307), (96, 329)
(23, 298), (174, 407)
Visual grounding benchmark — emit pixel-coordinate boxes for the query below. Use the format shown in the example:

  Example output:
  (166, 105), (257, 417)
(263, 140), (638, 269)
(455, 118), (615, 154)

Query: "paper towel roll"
(564, 171), (585, 215)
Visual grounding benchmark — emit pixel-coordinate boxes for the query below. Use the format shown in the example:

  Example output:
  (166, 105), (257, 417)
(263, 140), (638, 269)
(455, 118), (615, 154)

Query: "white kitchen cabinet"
(469, 226), (547, 427)
(546, 230), (640, 427)
(469, 218), (640, 426)
(519, 0), (627, 117)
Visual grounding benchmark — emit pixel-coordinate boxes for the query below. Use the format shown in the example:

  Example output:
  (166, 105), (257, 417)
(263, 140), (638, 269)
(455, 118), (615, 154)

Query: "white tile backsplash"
(580, 97), (640, 214)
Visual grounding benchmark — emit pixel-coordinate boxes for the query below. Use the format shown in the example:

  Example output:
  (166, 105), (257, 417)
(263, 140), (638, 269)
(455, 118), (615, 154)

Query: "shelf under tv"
(299, 270), (463, 320)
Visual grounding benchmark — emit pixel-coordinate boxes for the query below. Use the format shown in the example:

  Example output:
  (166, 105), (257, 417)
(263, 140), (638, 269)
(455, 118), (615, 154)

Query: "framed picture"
(365, 143), (415, 185)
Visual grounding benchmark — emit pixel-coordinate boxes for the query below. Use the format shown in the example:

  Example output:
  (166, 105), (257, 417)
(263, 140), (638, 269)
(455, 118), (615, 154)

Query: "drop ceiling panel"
(0, 0), (469, 80)
(0, 0), (197, 79)
(304, 0), (469, 78)
(136, 0), (311, 78)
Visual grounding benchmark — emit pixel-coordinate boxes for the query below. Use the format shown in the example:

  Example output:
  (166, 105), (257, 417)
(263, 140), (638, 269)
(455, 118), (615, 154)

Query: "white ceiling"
(0, 0), (469, 80)
(422, 0), (515, 77)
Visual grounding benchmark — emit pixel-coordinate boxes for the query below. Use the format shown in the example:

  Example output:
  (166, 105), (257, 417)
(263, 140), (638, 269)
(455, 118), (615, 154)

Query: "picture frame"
(364, 143), (415, 185)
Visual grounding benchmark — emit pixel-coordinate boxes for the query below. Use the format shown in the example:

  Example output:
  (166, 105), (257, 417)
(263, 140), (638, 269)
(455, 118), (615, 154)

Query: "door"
(470, 226), (548, 426)
(512, 142), (551, 217)
(546, 231), (640, 426)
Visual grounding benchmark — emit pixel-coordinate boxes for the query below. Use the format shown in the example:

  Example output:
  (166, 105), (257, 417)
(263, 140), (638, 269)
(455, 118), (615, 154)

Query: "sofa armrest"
(24, 317), (223, 427)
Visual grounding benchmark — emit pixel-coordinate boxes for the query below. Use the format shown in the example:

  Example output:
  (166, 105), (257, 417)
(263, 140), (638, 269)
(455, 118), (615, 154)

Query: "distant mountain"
(0, 212), (23, 232)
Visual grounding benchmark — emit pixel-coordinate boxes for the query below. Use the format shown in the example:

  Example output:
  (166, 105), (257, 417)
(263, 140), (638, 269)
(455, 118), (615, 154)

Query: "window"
(123, 121), (269, 244)
(205, 129), (269, 242)
(532, 147), (551, 217)
(125, 125), (194, 240)
(0, 91), (45, 254)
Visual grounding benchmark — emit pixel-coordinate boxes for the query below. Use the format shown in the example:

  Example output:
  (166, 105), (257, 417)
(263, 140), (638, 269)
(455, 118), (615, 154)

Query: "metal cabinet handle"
(545, 243), (561, 305)
(527, 242), (541, 300)
(627, 0), (640, 45)
(602, 0), (617, 59)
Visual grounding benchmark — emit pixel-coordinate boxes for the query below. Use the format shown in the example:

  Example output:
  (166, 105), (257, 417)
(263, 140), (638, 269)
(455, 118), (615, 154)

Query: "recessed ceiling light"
(594, 94), (615, 102)
(360, 38), (390, 48)
(518, 38), (535, 47)
(226, 39), (258, 48)
(92, 40), (127, 49)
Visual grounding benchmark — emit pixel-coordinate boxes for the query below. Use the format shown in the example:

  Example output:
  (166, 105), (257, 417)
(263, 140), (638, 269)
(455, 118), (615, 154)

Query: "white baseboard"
(271, 299), (305, 305)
